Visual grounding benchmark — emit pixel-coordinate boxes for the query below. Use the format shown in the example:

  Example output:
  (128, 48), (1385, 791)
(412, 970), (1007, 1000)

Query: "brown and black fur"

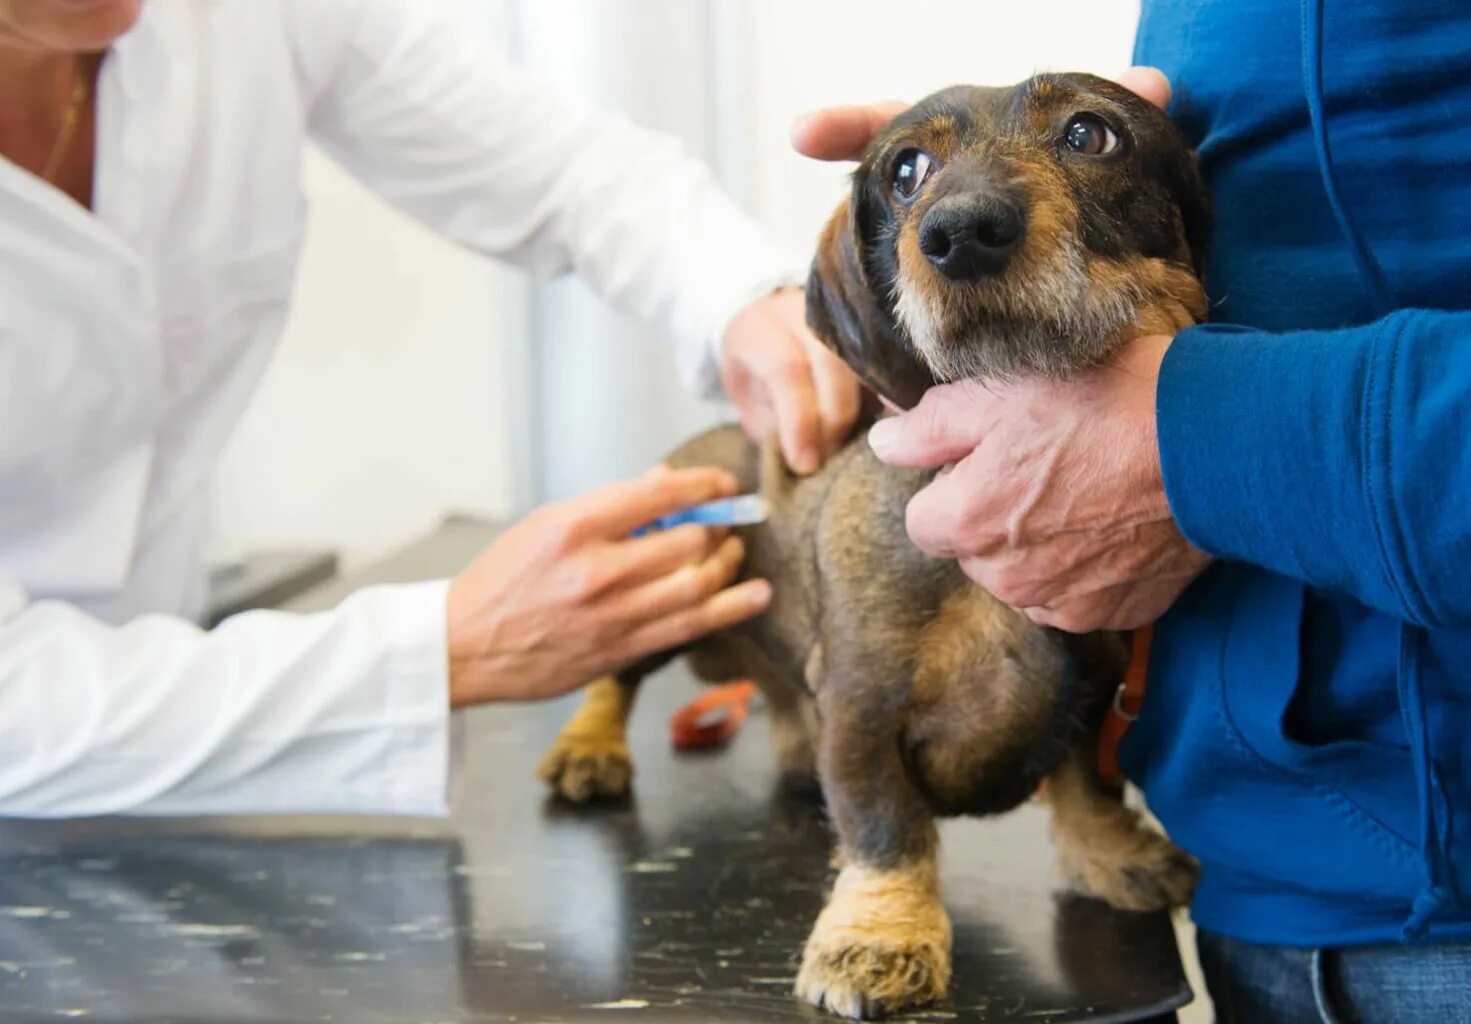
(537, 74), (1209, 1020)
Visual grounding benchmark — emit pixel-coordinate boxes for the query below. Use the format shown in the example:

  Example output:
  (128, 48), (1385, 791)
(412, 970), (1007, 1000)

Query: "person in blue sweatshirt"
(793, 1), (1471, 1020)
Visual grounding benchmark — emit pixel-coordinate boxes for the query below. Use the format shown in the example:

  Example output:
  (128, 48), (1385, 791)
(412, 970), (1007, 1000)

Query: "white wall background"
(742, 0), (1142, 254)
(512, 0), (741, 507)
(211, 2), (523, 567)
(211, 0), (1140, 565)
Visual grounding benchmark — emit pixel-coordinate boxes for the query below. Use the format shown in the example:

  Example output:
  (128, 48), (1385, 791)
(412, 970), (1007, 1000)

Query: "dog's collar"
(1097, 625), (1152, 789)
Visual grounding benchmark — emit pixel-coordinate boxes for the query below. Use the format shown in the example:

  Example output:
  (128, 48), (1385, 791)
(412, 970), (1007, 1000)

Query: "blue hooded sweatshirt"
(1120, 0), (1471, 946)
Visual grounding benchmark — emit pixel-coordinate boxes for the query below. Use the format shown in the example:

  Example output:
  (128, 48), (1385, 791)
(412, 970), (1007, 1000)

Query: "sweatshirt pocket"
(1221, 575), (1425, 899)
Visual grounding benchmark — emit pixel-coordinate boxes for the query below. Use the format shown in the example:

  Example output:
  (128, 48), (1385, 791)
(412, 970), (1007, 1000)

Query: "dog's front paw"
(1060, 826), (1199, 912)
(795, 863), (951, 1019)
(535, 732), (633, 803)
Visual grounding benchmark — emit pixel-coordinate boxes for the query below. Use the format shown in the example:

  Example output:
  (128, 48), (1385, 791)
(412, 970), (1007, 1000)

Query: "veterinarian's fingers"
(791, 101), (908, 161)
(596, 523), (721, 593)
(1115, 66), (1171, 111)
(733, 390), (777, 448)
(568, 465), (738, 539)
(866, 381), (994, 469)
(808, 339), (864, 457)
(768, 348), (824, 475)
(606, 536), (746, 625)
(721, 344), (778, 445)
(618, 578), (773, 661)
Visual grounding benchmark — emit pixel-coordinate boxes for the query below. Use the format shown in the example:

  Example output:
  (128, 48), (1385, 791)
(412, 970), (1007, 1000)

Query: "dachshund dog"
(537, 73), (1209, 1020)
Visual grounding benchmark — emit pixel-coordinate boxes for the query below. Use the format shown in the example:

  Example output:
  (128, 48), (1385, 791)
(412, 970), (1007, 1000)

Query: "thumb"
(791, 101), (908, 162)
(1115, 66), (1171, 111)
(865, 380), (995, 469)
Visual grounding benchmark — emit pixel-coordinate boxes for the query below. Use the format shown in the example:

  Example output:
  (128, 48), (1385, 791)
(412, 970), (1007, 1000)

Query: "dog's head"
(807, 73), (1210, 408)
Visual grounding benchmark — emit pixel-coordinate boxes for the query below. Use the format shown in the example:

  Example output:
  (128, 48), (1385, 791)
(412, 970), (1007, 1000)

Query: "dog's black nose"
(918, 194), (1025, 280)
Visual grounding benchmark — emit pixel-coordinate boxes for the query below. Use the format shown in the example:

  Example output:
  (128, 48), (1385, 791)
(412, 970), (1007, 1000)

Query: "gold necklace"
(41, 58), (88, 184)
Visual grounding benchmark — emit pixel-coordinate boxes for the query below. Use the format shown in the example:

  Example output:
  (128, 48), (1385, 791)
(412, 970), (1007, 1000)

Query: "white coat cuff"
(375, 579), (458, 816)
(681, 255), (810, 401)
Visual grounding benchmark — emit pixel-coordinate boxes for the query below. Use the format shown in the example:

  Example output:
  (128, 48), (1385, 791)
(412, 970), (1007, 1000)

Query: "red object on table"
(670, 681), (759, 750)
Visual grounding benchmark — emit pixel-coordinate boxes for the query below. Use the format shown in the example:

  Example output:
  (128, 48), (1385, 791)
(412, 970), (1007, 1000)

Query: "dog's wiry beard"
(893, 232), (1149, 383)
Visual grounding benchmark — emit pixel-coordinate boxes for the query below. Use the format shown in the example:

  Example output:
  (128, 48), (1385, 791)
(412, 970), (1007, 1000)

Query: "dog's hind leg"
(767, 686), (820, 798)
(1045, 743), (1199, 911)
(794, 659), (951, 1020)
(536, 675), (639, 803)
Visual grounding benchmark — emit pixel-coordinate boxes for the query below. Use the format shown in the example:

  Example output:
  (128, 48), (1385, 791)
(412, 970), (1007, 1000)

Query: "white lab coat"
(0, 0), (800, 817)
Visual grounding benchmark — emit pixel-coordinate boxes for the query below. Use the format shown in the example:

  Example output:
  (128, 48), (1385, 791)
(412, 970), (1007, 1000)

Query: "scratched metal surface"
(0, 522), (1191, 1023)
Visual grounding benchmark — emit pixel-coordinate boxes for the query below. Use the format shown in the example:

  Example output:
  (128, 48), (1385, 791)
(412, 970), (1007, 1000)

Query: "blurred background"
(210, 0), (1141, 569)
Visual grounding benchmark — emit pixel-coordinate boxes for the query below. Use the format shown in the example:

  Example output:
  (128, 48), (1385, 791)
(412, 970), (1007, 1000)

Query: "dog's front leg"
(536, 675), (637, 802)
(795, 674), (951, 1020)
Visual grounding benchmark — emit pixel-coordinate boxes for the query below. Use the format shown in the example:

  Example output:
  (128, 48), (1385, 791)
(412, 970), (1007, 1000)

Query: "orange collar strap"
(1097, 624), (1153, 790)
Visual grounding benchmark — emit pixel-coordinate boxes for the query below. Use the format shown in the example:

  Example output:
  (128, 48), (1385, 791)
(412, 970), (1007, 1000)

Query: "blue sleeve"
(1157, 309), (1471, 627)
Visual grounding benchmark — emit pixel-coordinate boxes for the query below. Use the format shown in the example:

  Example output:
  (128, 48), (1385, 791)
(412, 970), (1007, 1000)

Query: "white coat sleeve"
(0, 573), (455, 818)
(286, 0), (805, 397)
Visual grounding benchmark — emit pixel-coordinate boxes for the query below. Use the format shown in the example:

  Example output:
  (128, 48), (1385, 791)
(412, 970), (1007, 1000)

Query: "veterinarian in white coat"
(0, 1), (861, 817)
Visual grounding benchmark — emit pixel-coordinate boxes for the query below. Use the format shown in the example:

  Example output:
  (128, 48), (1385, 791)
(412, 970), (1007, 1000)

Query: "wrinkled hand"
(447, 466), (772, 706)
(790, 67), (1172, 162)
(867, 335), (1211, 633)
(720, 288), (863, 475)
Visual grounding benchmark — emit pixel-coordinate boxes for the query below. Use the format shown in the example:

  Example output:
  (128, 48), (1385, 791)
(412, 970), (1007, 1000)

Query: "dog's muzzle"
(918, 192), (1026, 281)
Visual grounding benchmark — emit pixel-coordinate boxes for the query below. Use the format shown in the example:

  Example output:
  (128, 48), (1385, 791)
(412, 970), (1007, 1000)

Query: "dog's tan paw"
(535, 733), (633, 803)
(1060, 827), (1199, 911)
(796, 934), (950, 1020)
(794, 864), (952, 1019)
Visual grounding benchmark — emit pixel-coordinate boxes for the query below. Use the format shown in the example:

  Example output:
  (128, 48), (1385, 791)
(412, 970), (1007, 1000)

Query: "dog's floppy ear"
(1170, 151), (1213, 277)
(806, 197), (935, 410)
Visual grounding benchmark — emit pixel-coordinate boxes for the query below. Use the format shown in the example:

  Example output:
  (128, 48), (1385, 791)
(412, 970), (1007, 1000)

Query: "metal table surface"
(0, 519), (1192, 1023)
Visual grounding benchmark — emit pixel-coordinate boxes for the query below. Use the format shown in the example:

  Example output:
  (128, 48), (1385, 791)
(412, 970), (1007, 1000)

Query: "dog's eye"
(1062, 114), (1120, 156)
(892, 149), (936, 198)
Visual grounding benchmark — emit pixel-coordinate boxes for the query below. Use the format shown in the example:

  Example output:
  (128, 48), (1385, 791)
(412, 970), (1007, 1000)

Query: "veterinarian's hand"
(790, 67), (1172, 161)
(721, 287), (863, 474)
(447, 466), (772, 706)
(866, 334), (1211, 632)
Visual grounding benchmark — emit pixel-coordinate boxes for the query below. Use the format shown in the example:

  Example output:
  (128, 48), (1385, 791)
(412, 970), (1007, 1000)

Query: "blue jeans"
(1197, 931), (1471, 1023)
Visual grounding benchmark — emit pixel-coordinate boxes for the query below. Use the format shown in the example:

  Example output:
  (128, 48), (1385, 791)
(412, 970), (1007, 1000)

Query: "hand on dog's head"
(807, 73), (1211, 409)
